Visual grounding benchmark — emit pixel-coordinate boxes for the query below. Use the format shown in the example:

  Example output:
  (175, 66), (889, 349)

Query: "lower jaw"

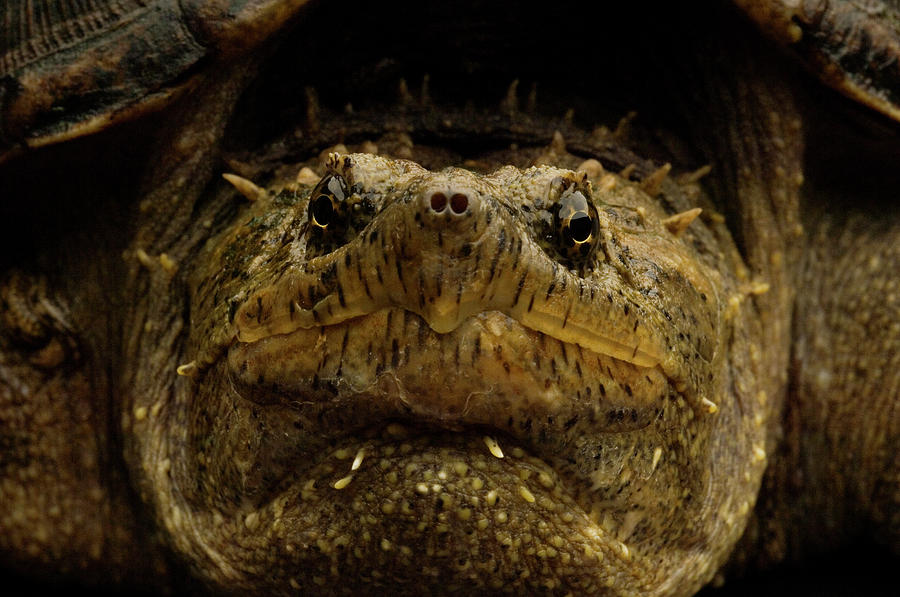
(247, 431), (644, 594)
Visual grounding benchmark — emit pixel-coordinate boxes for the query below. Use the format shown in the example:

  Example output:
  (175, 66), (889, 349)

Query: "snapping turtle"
(1, 0), (899, 595)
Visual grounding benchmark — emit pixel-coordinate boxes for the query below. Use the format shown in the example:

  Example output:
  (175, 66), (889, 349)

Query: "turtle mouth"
(225, 306), (664, 579)
(228, 306), (673, 432)
(226, 306), (676, 528)
(245, 300), (662, 368)
(235, 254), (665, 368)
(235, 287), (664, 369)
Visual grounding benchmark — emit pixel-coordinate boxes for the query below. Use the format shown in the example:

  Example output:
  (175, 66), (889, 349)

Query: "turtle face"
(152, 152), (766, 595)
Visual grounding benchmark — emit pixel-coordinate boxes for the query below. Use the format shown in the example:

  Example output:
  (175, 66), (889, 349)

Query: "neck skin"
(731, 205), (900, 570)
(657, 5), (899, 572)
(795, 213), (900, 549)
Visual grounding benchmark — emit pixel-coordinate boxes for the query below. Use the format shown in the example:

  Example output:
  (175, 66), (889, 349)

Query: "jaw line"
(239, 304), (661, 369)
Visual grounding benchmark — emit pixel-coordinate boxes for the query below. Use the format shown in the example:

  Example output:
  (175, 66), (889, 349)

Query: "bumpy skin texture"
(796, 217), (900, 543)
(0, 0), (314, 161)
(1, 1), (899, 594)
(735, 0), (900, 122)
(134, 150), (765, 595)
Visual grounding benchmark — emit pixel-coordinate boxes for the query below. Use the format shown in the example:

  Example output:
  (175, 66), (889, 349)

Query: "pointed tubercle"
(397, 78), (413, 104)
(526, 82), (538, 113)
(223, 173), (266, 202)
(677, 164), (712, 185)
(177, 361), (198, 378)
(421, 74), (431, 105)
(483, 436), (504, 459)
(662, 207), (703, 236)
(305, 86), (320, 132)
(549, 130), (566, 154)
(501, 79), (519, 113)
(296, 167), (320, 185)
(640, 163), (672, 197)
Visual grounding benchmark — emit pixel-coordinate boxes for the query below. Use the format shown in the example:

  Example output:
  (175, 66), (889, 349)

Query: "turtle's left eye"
(555, 186), (599, 260)
(311, 195), (334, 228)
(309, 174), (349, 229)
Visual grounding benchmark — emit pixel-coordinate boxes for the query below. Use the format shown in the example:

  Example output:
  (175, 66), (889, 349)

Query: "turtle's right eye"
(308, 174), (349, 229)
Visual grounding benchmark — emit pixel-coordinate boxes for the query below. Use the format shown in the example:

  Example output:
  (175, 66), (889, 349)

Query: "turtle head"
(138, 151), (771, 594)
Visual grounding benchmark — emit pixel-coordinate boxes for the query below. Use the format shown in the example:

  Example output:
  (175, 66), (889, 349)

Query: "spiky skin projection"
(1, 4), (899, 593)
(114, 136), (768, 596)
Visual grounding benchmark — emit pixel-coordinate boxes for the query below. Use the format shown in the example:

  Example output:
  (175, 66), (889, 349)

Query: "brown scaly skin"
(732, 200), (900, 570)
(154, 145), (760, 595)
(0, 0), (317, 161)
(734, 0), (900, 123)
(1, 2), (899, 594)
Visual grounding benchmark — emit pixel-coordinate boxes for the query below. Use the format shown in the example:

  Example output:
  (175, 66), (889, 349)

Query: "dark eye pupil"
(568, 213), (593, 242)
(312, 195), (334, 227)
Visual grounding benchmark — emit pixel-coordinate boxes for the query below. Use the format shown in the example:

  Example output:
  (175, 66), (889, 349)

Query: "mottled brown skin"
(1, 1), (899, 595)
(0, 0), (315, 162)
(735, 0), (900, 122)
(155, 147), (761, 595)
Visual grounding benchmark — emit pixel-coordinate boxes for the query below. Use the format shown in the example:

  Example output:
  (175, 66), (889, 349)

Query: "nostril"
(430, 192), (448, 212)
(450, 193), (469, 214)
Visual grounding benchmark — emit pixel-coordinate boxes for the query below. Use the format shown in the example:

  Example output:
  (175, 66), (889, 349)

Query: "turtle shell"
(735, 0), (900, 124)
(0, 0), (313, 163)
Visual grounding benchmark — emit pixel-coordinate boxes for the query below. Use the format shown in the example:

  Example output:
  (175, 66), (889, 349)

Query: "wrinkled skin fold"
(2, 2), (899, 595)
(127, 144), (769, 595)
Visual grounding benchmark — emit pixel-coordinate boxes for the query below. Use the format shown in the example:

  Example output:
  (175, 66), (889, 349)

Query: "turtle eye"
(555, 186), (599, 260)
(309, 174), (349, 229)
(566, 211), (594, 243)
(311, 194), (334, 228)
